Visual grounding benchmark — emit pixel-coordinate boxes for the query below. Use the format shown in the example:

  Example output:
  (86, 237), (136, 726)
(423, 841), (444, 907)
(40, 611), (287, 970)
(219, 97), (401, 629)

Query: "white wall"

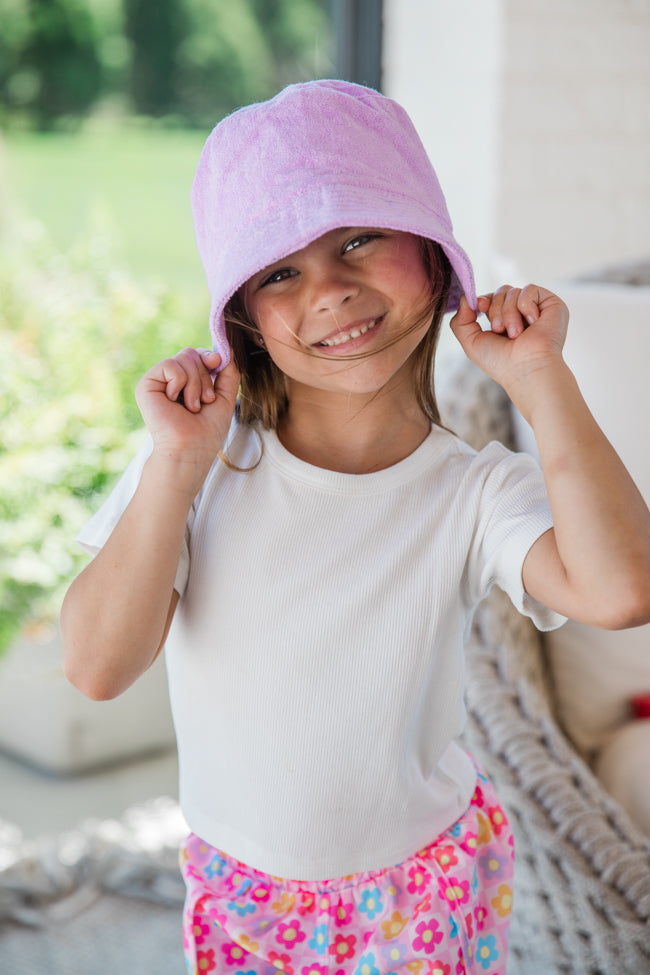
(383, 0), (650, 290)
(382, 0), (505, 294)
(498, 0), (650, 283)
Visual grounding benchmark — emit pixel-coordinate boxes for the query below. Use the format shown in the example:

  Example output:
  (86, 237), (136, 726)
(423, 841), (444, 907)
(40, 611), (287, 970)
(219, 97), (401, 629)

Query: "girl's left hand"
(450, 285), (569, 403)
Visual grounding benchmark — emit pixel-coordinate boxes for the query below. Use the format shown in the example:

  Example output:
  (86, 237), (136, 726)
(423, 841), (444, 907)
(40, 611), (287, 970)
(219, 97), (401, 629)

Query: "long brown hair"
(225, 237), (452, 429)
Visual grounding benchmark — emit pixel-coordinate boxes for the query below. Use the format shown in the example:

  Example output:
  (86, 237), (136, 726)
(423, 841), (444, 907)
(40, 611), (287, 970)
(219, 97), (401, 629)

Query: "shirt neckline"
(260, 423), (454, 495)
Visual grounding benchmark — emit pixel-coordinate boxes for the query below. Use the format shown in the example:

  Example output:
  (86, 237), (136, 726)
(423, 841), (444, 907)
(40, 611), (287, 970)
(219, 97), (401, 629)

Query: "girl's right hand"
(135, 348), (240, 482)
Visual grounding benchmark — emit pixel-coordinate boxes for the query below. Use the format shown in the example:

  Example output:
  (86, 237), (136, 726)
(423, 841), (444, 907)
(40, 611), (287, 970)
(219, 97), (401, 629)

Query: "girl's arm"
(451, 287), (650, 629)
(61, 350), (240, 700)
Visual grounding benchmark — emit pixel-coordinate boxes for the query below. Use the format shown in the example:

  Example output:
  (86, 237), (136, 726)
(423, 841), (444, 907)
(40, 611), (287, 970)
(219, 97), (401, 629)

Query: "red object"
(630, 693), (650, 719)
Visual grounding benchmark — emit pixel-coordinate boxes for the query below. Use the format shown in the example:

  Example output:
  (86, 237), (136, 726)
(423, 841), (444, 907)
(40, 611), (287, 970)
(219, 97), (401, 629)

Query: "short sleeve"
(465, 443), (566, 631)
(76, 434), (191, 596)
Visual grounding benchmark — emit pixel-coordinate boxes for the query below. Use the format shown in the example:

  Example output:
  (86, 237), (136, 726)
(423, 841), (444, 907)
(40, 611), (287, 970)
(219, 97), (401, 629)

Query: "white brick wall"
(498, 0), (650, 282)
(383, 0), (650, 289)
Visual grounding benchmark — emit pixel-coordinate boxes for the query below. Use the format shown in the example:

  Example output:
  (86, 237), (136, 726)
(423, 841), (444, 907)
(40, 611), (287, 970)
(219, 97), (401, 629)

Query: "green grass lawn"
(1, 125), (210, 305)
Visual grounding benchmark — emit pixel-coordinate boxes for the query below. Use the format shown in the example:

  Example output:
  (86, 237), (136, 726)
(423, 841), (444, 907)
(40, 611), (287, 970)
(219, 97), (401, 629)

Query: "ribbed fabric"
(77, 420), (563, 881)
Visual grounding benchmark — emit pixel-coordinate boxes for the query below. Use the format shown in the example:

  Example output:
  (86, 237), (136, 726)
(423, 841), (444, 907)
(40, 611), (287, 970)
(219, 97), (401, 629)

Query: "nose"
(307, 263), (360, 316)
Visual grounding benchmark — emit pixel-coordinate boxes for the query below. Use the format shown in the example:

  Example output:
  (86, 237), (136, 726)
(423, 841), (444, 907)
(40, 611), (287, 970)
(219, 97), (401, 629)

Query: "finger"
(174, 348), (210, 412)
(484, 286), (511, 335)
(197, 350), (222, 402)
(155, 358), (190, 403)
(196, 351), (221, 403)
(213, 358), (241, 406)
(517, 283), (544, 326)
(450, 295), (484, 354)
(500, 287), (526, 338)
(450, 293), (480, 329)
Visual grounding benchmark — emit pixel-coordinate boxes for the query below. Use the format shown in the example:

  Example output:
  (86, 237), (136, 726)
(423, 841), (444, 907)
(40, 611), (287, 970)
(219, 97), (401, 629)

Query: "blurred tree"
(20, 0), (102, 126)
(0, 0), (332, 128)
(250, 0), (331, 90)
(123, 0), (187, 116)
(0, 0), (32, 118)
(173, 0), (270, 124)
(174, 0), (330, 126)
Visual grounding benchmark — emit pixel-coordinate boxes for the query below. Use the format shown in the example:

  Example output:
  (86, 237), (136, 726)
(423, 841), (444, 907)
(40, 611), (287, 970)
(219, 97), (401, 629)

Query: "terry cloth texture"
(191, 79), (476, 367)
(180, 763), (514, 975)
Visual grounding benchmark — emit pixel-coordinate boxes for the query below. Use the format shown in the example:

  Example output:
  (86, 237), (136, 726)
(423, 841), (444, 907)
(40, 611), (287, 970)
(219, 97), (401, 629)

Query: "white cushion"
(542, 621), (650, 753)
(511, 281), (650, 756)
(594, 721), (650, 837)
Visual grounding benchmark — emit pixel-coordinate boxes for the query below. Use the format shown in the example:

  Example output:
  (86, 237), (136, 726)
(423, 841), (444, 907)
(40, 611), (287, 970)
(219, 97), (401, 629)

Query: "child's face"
(241, 228), (434, 399)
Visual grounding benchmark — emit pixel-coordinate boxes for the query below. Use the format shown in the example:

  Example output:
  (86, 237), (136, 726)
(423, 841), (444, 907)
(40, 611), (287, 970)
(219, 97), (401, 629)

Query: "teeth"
(319, 319), (378, 347)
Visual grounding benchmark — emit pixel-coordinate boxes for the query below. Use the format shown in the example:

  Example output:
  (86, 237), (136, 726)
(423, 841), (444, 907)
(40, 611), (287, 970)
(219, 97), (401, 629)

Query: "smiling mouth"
(316, 317), (382, 348)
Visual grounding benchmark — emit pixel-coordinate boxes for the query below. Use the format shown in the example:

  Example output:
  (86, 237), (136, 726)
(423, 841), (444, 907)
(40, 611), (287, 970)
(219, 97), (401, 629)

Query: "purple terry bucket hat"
(191, 80), (476, 368)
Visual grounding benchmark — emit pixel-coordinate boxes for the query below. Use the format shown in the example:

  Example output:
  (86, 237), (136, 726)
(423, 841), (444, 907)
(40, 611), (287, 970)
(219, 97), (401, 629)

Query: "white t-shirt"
(78, 418), (564, 880)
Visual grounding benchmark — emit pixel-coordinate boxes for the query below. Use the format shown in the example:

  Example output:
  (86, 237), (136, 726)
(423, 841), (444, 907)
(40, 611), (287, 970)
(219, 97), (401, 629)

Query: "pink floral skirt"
(180, 766), (513, 974)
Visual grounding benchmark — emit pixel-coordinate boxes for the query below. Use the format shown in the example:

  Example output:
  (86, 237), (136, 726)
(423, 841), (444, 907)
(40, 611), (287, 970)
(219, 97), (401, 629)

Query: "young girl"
(61, 81), (650, 975)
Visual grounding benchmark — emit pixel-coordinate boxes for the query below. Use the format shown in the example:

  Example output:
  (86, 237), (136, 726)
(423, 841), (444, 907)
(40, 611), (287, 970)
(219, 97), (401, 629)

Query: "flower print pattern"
(412, 919), (444, 954)
(272, 892), (297, 915)
(191, 913), (212, 946)
(459, 832), (477, 856)
(476, 813), (492, 846)
(476, 934), (500, 970)
(205, 853), (227, 879)
(180, 761), (512, 975)
(472, 783), (486, 808)
(331, 900), (355, 927)
(308, 924), (329, 956)
(268, 951), (294, 973)
(353, 952), (380, 975)
(380, 910), (409, 940)
(277, 920), (307, 949)
(474, 903), (488, 931)
(297, 892), (317, 916)
(196, 948), (217, 972)
(250, 883), (271, 905)
(329, 933), (357, 963)
(221, 942), (250, 966)
(437, 876), (470, 907)
(487, 805), (507, 836)
(490, 884), (513, 918)
(405, 962), (425, 974)
(228, 898), (256, 918)
(235, 934), (260, 955)
(380, 941), (408, 967)
(358, 888), (384, 921)
(478, 847), (509, 882)
(407, 865), (431, 895)
(433, 845), (458, 874)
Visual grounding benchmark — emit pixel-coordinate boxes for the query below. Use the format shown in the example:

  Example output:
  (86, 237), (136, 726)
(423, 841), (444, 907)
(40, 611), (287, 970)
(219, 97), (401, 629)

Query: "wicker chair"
(437, 354), (650, 975)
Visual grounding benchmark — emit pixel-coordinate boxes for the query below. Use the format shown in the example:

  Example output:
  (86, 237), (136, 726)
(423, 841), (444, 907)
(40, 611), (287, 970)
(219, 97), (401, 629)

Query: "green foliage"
(1, 0), (103, 127)
(0, 217), (196, 654)
(173, 0), (331, 126)
(0, 0), (332, 129)
(123, 0), (187, 116)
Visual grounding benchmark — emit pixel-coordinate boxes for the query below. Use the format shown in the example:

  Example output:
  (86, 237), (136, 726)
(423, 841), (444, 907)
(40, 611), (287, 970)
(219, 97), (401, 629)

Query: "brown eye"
(261, 268), (295, 287)
(343, 233), (381, 253)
